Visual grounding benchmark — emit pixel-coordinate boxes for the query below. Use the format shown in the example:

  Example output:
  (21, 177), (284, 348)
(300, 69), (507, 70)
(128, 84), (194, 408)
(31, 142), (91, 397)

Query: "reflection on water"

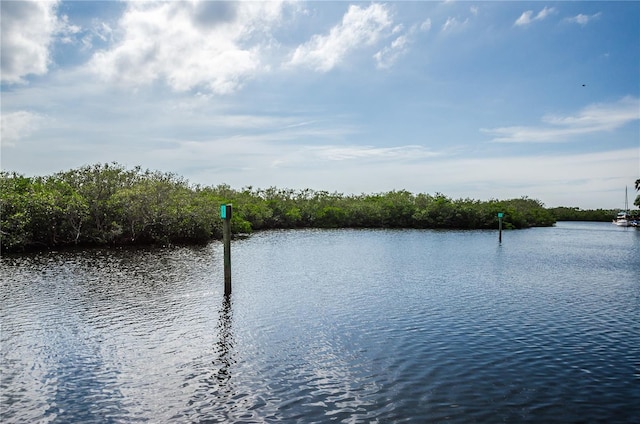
(215, 295), (235, 385)
(186, 294), (237, 421)
(1, 223), (639, 423)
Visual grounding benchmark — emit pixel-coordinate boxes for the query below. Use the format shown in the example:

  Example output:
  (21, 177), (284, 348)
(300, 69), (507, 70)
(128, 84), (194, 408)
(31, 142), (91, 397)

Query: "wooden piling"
(221, 204), (232, 295)
(498, 212), (503, 243)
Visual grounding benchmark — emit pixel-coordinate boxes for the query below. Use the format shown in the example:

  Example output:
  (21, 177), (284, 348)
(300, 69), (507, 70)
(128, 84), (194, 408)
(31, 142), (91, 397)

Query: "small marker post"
(221, 204), (232, 295)
(497, 212), (504, 243)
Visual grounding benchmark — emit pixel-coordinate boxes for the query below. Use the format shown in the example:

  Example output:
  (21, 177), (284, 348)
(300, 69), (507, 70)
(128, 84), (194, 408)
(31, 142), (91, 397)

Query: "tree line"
(547, 207), (620, 222)
(550, 179), (640, 221)
(2, 163), (560, 252)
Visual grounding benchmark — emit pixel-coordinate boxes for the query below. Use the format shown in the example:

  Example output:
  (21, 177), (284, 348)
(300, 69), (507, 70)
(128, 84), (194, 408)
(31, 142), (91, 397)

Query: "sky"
(1, 0), (638, 209)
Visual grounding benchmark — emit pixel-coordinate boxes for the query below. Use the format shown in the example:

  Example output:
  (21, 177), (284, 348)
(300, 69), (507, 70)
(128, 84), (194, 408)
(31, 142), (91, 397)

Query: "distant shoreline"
(2, 163), (635, 253)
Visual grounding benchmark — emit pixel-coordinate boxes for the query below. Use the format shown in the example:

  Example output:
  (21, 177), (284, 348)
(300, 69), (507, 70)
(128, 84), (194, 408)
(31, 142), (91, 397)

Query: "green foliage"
(1, 165), (223, 252)
(548, 207), (617, 222)
(1, 163), (560, 253)
(549, 179), (640, 221)
(214, 188), (554, 232)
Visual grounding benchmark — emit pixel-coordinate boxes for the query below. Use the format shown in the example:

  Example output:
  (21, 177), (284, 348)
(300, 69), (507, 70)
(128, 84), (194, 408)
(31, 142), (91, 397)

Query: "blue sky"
(1, 1), (638, 209)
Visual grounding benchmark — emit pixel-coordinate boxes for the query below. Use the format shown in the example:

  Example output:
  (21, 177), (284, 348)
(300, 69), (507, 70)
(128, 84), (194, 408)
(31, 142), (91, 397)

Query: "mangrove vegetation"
(2, 163), (560, 252)
(547, 207), (620, 222)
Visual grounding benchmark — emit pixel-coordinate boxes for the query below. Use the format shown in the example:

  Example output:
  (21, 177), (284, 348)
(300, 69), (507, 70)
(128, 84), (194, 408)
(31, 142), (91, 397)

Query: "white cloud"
(482, 97), (640, 143)
(0, 0), (60, 84)
(57, 14), (82, 44)
(514, 6), (557, 27)
(441, 16), (469, 33)
(442, 17), (457, 32)
(80, 21), (114, 51)
(374, 34), (410, 69)
(177, 142), (636, 209)
(406, 148), (637, 208)
(535, 6), (556, 21)
(374, 16), (431, 69)
(564, 12), (602, 26)
(287, 3), (393, 72)
(303, 144), (439, 162)
(514, 10), (534, 26)
(88, 0), (287, 94)
(267, 144), (440, 172)
(1, 111), (46, 147)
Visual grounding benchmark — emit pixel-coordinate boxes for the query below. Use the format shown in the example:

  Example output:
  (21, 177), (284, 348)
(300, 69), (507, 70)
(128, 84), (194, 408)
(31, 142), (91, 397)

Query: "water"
(1, 222), (639, 423)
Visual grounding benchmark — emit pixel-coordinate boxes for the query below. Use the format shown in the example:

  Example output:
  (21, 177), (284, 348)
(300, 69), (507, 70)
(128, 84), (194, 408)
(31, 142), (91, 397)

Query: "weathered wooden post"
(497, 212), (504, 243)
(221, 204), (232, 295)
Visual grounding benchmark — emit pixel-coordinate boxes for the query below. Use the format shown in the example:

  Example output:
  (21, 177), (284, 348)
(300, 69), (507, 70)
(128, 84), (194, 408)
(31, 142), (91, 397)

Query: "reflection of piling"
(498, 212), (504, 243)
(221, 204), (232, 295)
(215, 294), (233, 383)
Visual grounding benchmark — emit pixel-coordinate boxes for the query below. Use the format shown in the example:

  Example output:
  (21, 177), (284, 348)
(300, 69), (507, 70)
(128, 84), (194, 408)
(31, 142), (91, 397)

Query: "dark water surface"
(2, 222), (639, 423)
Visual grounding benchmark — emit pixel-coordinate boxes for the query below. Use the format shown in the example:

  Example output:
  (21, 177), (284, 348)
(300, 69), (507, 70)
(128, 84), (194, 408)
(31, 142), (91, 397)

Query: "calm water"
(1, 222), (639, 423)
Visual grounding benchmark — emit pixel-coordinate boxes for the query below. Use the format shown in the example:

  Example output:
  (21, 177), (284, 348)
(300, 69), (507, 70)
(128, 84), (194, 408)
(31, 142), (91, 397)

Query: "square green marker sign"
(497, 212), (504, 218)
(220, 204), (232, 220)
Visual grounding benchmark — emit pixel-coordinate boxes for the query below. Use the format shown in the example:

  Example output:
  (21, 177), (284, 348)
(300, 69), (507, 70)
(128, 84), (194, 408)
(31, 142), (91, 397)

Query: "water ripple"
(2, 224), (639, 423)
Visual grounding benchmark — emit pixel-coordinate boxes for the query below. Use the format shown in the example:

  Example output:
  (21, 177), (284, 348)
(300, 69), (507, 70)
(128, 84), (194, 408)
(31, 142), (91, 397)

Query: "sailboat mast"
(625, 186), (629, 212)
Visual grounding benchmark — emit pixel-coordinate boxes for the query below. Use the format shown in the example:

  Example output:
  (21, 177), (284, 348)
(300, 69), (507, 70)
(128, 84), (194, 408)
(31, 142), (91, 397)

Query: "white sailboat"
(613, 186), (631, 227)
